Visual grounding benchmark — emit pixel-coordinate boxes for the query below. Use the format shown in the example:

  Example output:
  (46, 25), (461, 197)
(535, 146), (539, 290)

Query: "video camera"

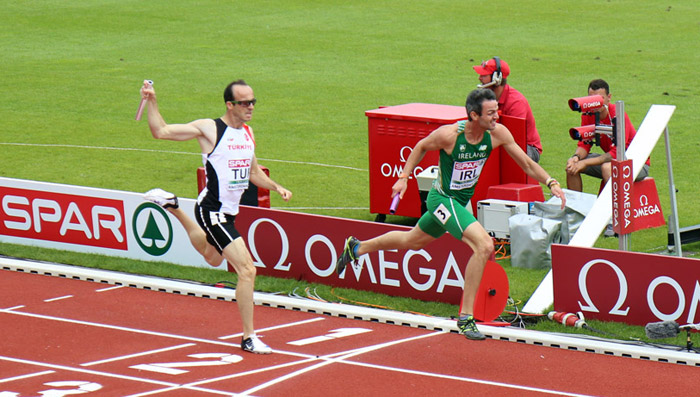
(567, 94), (616, 146)
(569, 122), (615, 142)
(568, 95), (605, 114)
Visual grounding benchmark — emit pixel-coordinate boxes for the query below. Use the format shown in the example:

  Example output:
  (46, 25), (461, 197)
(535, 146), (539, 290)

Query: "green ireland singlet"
(417, 120), (493, 239)
(433, 120), (493, 206)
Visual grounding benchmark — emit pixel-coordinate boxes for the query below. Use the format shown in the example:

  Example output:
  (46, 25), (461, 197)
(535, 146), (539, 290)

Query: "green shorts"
(417, 189), (477, 239)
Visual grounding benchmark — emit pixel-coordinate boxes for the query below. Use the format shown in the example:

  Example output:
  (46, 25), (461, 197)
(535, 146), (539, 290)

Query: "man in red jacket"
(473, 57), (542, 162)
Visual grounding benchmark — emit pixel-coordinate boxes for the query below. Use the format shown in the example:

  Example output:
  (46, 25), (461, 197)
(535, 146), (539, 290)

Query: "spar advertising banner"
(0, 177), (479, 304)
(552, 244), (700, 326)
(0, 177), (210, 268)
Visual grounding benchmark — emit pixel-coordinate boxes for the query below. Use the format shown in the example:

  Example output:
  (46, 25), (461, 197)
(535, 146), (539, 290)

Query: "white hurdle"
(523, 104), (676, 314)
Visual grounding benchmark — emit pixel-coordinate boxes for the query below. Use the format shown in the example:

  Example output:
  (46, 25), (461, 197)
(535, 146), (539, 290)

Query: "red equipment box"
(366, 103), (534, 218)
(366, 103), (467, 218)
(487, 183), (545, 203)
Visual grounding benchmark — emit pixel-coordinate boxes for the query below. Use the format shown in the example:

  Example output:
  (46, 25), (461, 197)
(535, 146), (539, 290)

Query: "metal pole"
(664, 126), (682, 257)
(616, 101), (630, 251)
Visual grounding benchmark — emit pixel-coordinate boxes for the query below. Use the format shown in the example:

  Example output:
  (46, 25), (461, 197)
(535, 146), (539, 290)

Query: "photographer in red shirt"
(565, 79), (650, 193)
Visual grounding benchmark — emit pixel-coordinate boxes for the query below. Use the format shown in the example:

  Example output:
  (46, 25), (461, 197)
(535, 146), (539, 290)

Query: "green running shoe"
(336, 236), (359, 275)
(457, 315), (485, 340)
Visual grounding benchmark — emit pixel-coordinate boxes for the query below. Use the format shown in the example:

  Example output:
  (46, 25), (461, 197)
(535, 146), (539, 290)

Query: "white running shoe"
(241, 334), (272, 354)
(144, 188), (179, 209)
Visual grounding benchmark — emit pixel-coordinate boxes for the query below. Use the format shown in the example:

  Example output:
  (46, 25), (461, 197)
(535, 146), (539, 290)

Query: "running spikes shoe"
(457, 314), (486, 341)
(241, 334), (272, 354)
(336, 236), (360, 275)
(144, 188), (179, 210)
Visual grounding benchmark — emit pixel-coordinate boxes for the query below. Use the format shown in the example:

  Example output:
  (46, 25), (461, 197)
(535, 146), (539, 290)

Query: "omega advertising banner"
(232, 205), (477, 304)
(552, 244), (700, 326)
(0, 177), (481, 304)
(611, 160), (664, 235)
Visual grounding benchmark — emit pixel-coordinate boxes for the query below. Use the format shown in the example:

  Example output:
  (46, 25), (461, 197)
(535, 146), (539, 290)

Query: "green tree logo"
(132, 202), (173, 256)
(142, 212), (165, 246)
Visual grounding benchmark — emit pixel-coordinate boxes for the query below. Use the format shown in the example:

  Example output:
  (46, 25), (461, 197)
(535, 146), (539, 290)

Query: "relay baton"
(135, 80), (153, 120)
(389, 194), (401, 214)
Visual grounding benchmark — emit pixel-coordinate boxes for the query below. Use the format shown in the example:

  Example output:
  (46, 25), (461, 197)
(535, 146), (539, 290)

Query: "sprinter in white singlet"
(198, 118), (255, 215)
(140, 80), (292, 355)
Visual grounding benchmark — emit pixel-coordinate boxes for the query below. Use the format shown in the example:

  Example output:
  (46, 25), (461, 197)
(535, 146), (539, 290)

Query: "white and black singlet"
(197, 118), (255, 215)
(194, 118), (255, 253)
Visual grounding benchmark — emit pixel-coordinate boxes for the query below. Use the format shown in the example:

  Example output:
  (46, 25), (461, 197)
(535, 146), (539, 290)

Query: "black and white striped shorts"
(194, 203), (241, 254)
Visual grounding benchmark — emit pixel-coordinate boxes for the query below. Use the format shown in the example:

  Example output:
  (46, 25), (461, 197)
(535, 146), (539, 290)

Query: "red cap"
(473, 58), (510, 78)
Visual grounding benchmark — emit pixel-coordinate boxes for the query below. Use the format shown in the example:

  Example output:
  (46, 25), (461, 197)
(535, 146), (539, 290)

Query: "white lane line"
(44, 295), (73, 303)
(81, 343), (196, 367)
(239, 331), (442, 396)
(0, 355), (177, 387)
(178, 356), (319, 393)
(0, 143), (367, 172)
(0, 307), (317, 364)
(343, 360), (595, 397)
(1, 309), (240, 348)
(95, 285), (125, 292)
(240, 331), (594, 397)
(259, 158), (366, 172)
(219, 317), (326, 340)
(0, 370), (54, 384)
(124, 385), (241, 397)
(0, 355), (234, 395)
(287, 328), (372, 346)
(2, 305), (25, 311)
(0, 142), (194, 155)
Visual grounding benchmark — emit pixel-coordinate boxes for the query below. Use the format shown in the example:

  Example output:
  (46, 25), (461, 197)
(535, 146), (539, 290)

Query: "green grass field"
(2, 0), (700, 345)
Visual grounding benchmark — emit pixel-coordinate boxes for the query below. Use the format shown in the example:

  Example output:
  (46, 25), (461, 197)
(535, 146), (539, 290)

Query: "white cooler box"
(477, 199), (529, 239)
(416, 165), (439, 192)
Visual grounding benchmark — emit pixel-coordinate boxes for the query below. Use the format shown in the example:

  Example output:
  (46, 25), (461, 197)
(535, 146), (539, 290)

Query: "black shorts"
(194, 203), (241, 254)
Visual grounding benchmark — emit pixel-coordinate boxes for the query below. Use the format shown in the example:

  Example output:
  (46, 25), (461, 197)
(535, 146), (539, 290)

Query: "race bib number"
(209, 211), (228, 226)
(450, 160), (485, 190)
(433, 203), (452, 225)
(227, 159), (251, 191)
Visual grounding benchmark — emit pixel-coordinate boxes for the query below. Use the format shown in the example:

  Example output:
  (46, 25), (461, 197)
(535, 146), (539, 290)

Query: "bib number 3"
(433, 203), (452, 225)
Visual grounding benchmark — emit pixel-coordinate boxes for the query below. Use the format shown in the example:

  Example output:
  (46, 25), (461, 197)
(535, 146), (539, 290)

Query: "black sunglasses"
(228, 99), (257, 107)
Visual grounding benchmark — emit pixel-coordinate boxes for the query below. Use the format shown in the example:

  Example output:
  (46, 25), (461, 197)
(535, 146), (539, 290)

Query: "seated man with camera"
(565, 79), (650, 193)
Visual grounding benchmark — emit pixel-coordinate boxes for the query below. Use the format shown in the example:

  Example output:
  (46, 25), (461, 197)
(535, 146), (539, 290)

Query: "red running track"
(1, 268), (699, 396)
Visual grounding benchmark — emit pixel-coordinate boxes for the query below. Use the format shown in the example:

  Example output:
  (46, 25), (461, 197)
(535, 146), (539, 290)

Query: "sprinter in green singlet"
(336, 89), (566, 340)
